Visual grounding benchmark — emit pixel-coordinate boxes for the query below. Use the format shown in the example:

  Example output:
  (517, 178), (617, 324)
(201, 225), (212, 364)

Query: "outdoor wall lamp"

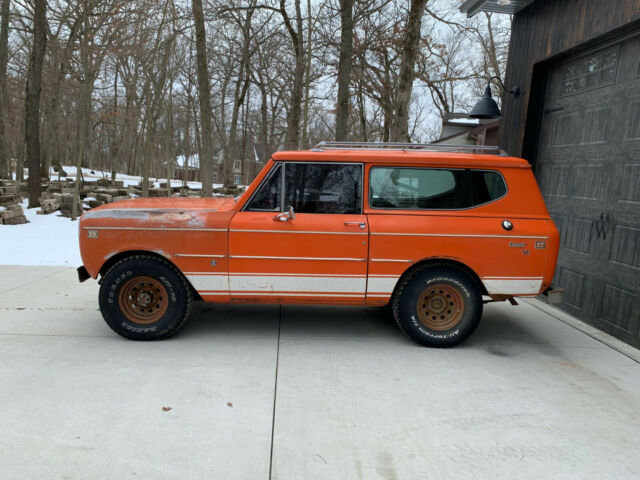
(469, 76), (520, 119)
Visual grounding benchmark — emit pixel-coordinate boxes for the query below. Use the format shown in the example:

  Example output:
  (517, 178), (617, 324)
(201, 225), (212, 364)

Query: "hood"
(80, 196), (237, 229)
(85, 196), (237, 214)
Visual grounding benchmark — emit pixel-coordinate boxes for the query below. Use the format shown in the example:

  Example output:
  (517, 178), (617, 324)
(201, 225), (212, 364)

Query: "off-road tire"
(392, 265), (482, 347)
(99, 255), (192, 340)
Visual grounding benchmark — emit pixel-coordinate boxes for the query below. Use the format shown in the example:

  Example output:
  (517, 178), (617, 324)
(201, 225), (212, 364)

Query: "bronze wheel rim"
(417, 283), (465, 331)
(118, 276), (169, 325)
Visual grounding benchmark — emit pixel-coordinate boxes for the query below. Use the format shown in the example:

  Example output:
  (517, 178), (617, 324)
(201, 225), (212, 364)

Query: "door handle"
(273, 206), (296, 222)
(344, 222), (366, 229)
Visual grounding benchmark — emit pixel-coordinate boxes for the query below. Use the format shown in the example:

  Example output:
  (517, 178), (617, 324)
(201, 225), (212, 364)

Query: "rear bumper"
(77, 266), (90, 283)
(542, 285), (564, 305)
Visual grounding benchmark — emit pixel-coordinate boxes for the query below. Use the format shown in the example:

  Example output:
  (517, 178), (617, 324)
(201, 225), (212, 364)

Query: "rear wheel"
(392, 265), (482, 347)
(99, 255), (192, 340)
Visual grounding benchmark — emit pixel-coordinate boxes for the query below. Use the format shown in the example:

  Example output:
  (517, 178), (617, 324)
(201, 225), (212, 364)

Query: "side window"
(284, 163), (362, 214)
(246, 163), (282, 211)
(370, 168), (455, 208)
(369, 167), (507, 210)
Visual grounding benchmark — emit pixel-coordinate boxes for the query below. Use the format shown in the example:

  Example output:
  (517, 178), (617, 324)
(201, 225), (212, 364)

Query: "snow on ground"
(48, 165), (226, 190)
(0, 199), (82, 267)
(2, 168), (244, 267)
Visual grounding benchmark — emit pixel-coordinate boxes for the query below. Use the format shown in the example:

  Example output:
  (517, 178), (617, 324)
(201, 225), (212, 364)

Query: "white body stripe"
(482, 278), (543, 295)
(186, 274), (367, 294)
(367, 276), (400, 294)
(186, 274), (543, 297)
(187, 274), (228, 292)
(229, 275), (366, 293)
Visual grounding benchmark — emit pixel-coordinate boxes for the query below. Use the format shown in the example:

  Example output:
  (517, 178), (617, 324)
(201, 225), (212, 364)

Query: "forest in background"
(0, 0), (510, 205)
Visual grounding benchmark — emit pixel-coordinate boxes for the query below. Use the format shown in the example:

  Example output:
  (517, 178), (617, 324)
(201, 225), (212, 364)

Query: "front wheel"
(392, 265), (482, 347)
(99, 255), (192, 340)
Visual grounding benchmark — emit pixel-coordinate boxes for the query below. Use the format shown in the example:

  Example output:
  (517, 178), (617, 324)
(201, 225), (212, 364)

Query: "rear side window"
(284, 163), (362, 214)
(369, 167), (507, 210)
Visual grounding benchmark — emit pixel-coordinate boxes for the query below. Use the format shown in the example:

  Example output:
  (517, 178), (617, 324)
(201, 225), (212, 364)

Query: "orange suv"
(78, 142), (561, 347)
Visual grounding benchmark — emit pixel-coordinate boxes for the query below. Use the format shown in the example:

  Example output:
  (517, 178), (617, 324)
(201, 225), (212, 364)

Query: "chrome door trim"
(229, 255), (366, 262)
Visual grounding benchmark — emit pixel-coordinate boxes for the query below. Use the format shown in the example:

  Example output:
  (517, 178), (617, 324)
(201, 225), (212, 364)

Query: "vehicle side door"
(228, 161), (368, 303)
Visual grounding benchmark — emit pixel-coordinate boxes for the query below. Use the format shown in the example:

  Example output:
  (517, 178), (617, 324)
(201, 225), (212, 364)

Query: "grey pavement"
(0, 266), (639, 480)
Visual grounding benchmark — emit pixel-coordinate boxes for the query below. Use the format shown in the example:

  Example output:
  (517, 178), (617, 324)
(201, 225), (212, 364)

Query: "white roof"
(448, 118), (480, 125)
(175, 154), (199, 168)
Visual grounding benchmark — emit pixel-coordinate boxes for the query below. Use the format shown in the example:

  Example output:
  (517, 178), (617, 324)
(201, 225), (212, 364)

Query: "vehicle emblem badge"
(87, 230), (99, 239)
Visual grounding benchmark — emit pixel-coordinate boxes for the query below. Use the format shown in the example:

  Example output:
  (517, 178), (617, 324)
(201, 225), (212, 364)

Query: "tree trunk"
(224, 6), (253, 185)
(25, 0), (47, 208)
(301, 0), (312, 148)
(281, 0), (304, 150)
(192, 0), (214, 196)
(72, 5), (90, 221)
(111, 65), (119, 186)
(390, 0), (428, 142)
(258, 80), (269, 163)
(0, 0), (10, 179)
(335, 0), (353, 141)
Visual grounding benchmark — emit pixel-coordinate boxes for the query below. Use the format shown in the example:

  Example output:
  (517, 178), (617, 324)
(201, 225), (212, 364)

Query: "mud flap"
(77, 266), (90, 283)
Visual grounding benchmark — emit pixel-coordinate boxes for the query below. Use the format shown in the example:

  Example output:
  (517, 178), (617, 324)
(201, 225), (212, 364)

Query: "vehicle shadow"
(182, 300), (559, 355)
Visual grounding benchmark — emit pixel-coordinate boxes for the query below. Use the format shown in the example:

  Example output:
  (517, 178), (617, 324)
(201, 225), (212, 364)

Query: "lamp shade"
(470, 86), (501, 119)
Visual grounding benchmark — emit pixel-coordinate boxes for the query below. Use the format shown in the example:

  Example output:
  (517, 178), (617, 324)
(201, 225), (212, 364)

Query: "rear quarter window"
(369, 167), (507, 210)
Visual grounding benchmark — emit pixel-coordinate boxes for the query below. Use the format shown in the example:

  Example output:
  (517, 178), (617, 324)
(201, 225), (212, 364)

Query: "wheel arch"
(391, 257), (488, 300)
(98, 250), (202, 300)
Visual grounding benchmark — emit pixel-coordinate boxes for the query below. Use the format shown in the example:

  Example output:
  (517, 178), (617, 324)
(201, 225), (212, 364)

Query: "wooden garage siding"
(500, 0), (640, 157)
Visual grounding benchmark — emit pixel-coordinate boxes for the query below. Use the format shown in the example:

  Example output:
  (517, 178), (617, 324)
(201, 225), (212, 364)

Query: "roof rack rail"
(312, 141), (508, 156)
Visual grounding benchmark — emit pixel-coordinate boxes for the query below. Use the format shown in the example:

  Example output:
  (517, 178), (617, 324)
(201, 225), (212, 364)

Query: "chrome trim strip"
(230, 229), (366, 235)
(175, 254), (227, 258)
(228, 292), (365, 297)
(229, 272), (366, 277)
(81, 226), (227, 232)
(370, 258), (413, 263)
(85, 208), (221, 213)
(184, 272), (226, 275)
(229, 255), (366, 262)
(371, 232), (548, 239)
(482, 276), (544, 279)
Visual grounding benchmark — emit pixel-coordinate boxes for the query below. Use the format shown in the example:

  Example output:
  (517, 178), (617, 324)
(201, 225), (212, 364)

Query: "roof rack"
(312, 141), (508, 156)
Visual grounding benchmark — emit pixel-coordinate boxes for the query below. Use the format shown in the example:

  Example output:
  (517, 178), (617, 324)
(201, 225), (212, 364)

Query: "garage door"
(536, 33), (640, 347)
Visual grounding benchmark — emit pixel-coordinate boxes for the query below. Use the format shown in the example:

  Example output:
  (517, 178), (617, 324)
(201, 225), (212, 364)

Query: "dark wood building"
(461, 0), (640, 347)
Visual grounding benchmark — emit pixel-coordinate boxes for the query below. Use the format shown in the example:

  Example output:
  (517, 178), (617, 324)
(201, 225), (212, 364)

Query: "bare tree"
(192, 0), (213, 196)
(280, 0), (304, 150)
(25, 0), (47, 208)
(0, 0), (9, 179)
(334, 0), (353, 141)
(389, 0), (427, 142)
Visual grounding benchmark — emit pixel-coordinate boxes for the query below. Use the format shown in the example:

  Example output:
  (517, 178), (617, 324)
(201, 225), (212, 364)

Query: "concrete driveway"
(1, 266), (639, 480)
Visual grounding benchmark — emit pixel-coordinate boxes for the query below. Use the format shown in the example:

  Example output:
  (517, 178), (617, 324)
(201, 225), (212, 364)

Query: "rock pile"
(0, 203), (28, 225)
(1, 177), (246, 223)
